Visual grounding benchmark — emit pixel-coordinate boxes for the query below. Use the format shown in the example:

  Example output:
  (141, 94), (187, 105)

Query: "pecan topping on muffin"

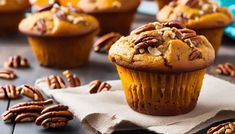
(207, 122), (235, 134)
(35, 104), (73, 128)
(94, 32), (122, 53)
(0, 70), (17, 80)
(216, 63), (235, 76)
(5, 55), (30, 68)
(17, 84), (44, 101)
(89, 80), (112, 94)
(62, 70), (81, 87)
(130, 21), (204, 57)
(0, 85), (20, 99)
(1, 99), (53, 123)
(47, 75), (66, 89)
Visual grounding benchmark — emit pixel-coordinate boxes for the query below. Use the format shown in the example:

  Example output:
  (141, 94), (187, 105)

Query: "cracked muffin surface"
(109, 21), (215, 73)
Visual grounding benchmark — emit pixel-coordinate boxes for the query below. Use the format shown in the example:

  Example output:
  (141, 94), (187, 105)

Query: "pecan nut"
(1, 100), (53, 123)
(189, 48), (202, 60)
(17, 84), (44, 101)
(89, 80), (112, 94)
(0, 85), (20, 99)
(94, 32), (122, 53)
(0, 70), (17, 80)
(132, 23), (156, 34)
(62, 70), (81, 87)
(216, 63), (235, 76)
(35, 19), (47, 34)
(35, 105), (73, 128)
(186, 0), (199, 7)
(48, 75), (66, 89)
(207, 122), (235, 134)
(163, 21), (185, 29)
(5, 55), (30, 68)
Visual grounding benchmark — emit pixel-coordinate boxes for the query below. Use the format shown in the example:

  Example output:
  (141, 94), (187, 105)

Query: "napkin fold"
(35, 75), (235, 134)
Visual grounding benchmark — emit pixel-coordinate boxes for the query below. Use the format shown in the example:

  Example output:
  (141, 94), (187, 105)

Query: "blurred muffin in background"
(157, 0), (234, 54)
(19, 4), (99, 68)
(59, 0), (141, 35)
(0, 0), (30, 34)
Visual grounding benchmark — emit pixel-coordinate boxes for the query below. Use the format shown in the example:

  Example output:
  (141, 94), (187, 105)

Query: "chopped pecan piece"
(35, 19), (47, 34)
(132, 23), (156, 34)
(216, 63), (235, 76)
(0, 70), (17, 80)
(89, 80), (112, 94)
(35, 105), (73, 128)
(17, 84), (44, 101)
(207, 122), (235, 134)
(189, 48), (202, 60)
(0, 85), (20, 99)
(47, 75), (66, 89)
(5, 55), (30, 68)
(1, 100), (53, 123)
(62, 70), (81, 87)
(94, 32), (122, 53)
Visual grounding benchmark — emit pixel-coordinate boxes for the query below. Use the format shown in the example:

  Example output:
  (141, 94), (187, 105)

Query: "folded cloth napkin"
(214, 0), (235, 40)
(35, 75), (235, 134)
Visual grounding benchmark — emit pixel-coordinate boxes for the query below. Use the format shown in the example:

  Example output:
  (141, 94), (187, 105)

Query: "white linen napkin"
(35, 75), (235, 134)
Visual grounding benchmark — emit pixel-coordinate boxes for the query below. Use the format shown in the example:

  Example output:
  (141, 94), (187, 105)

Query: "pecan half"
(0, 70), (17, 80)
(5, 55), (30, 68)
(163, 21), (185, 29)
(47, 75), (66, 89)
(89, 80), (111, 94)
(0, 85), (21, 99)
(94, 32), (122, 53)
(1, 100), (53, 123)
(132, 23), (156, 34)
(133, 34), (163, 52)
(186, 0), (199, 7)
(17, 85), (44, 101)
(36, 4), (54, 12)
(189, 48), (202, 60)
(35, 105), (73, 128)
(207, 122), (235, 134)
(216, 63), (235, 76)
(62, 70), (81, 87)
(35, 19), (47, 34)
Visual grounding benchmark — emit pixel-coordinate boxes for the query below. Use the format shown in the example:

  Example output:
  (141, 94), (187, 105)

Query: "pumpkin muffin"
(19, 4), (99, 68)
(157, 0), (234, 54)
(59, 0), (141, 35)
(109, 21), (215, 116)
(0, 0), (30, 34)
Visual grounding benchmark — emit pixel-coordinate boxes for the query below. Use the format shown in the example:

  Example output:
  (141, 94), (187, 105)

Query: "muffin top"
(75, 0), (141, 13)
(0, 0), (30, 12)
(109, 21), (215, 73)
(19, 4), (99, 37)
(157, 0), (233, 29)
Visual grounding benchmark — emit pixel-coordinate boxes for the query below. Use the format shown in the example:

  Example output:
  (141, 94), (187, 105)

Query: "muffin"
(109, 21), (215, 116)
(59, 0), (141, 35)
(0, 0), (30, 34)
(157, 0), (233, 54)
(19, 4), (99, 68)
(155, 0), (173, 10)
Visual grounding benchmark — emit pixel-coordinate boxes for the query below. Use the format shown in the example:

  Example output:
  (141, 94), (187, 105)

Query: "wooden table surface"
(0, 13), (235, 134)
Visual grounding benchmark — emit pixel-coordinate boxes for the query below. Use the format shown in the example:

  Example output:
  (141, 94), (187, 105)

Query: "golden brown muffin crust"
(76, 0), (141, 13)
(0, 0), (30, 12)
(109, 21), (215, 73)
(19, 4), (99, 37)
(157, 0), (234, 29)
